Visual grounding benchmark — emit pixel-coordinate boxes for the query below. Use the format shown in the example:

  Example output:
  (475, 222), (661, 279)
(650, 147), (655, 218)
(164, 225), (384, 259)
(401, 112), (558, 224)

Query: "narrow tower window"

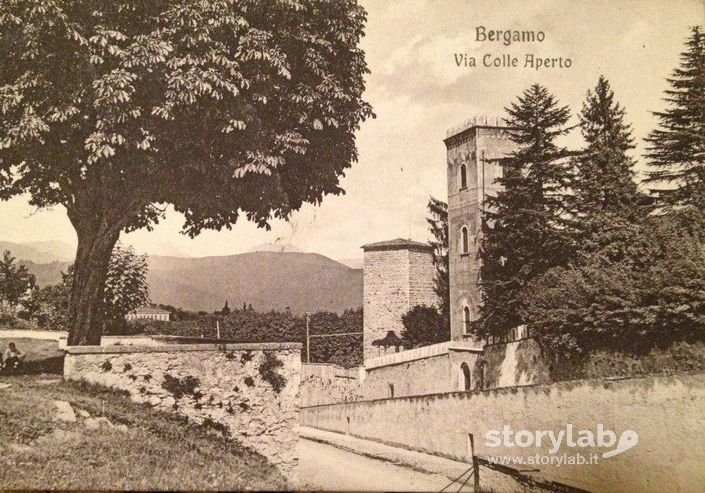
(460, 163), (467, 189)
(461, 363), (472, 391)
(461, 226), (469, 254)
(463, 306), (471, 334)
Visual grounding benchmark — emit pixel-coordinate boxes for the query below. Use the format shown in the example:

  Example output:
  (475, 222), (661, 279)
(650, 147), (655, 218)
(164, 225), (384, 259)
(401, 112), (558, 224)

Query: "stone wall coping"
(447, 341), (484, 352)
(65, 342), (302, 354)
(364, 340), (482, 370)
(302, 369), (705, 410)
(101, 335), (157, 339)
(365, 342), (452, 370)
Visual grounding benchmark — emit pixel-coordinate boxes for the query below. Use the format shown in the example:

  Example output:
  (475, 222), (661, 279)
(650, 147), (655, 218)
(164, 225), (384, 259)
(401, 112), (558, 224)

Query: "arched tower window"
(460, 163), (467, 189)
(460, 363), (472, 391)
(461, 226), (469, 254)
(463, 306), (471, 334)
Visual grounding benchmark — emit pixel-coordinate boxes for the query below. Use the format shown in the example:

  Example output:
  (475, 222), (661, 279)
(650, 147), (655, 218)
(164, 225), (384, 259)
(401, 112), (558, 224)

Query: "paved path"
(296, 438), (474, 491)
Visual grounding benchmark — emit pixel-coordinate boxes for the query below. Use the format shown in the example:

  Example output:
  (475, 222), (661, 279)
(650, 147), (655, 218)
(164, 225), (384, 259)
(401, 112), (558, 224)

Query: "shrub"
(162, 374), (200, 399)
(401, 305), (449, 349)
(258, 352), (287, 393)
(201, 417), (230, 437)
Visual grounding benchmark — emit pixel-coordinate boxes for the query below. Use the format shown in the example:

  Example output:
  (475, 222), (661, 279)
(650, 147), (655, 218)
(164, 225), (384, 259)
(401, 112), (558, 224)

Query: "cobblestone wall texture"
(64, 343), (301, 476)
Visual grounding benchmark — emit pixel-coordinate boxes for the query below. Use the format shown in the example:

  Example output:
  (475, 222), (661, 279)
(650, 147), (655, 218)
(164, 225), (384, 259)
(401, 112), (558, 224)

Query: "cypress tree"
(645, 26), (705, 210)
(475, 84), (573, 338)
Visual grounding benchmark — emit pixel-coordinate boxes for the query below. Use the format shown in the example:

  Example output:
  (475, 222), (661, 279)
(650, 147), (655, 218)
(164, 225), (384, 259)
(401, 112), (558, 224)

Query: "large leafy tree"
(102, 243), (149, 333)
(474, 84), (573, 338)
(0, 1), (372, 344)
(28, 244), (149, 332)
(28, 281), (71, 329)
(0, 250), (36, 308)
(426, 196), (449, 323)
(645, 26), (705, 210)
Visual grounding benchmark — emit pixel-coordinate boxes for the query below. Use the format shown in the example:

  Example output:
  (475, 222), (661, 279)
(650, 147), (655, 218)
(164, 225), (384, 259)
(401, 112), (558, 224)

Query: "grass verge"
(0, 375), (287, 490)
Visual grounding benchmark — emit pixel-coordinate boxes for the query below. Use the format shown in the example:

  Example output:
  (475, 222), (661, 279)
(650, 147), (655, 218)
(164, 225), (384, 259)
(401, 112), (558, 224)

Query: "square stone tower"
(362, 239), (437, 362)
(444, 117), (516, 342)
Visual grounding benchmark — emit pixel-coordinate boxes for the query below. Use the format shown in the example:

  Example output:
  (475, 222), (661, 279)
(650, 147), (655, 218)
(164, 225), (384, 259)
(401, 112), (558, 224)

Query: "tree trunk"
(66, 217), (121, 346)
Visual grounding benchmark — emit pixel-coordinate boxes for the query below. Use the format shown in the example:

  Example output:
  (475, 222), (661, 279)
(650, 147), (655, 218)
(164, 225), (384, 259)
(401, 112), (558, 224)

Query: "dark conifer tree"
(426, 196), (450, 324)
(645, 26), (705, 210)
(572, 76), (642, 218)
(474, 84), (573, 338)
(567, 77), (646, 262)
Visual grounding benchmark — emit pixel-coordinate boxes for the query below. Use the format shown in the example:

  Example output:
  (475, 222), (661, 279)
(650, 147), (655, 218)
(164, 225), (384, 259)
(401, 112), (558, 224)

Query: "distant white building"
(125, 306), (171, 321)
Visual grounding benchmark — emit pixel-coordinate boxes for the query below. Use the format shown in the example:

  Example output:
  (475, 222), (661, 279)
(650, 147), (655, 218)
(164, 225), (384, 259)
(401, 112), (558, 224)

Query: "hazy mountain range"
(2, 240), (362, 314)
(0, 240), (76, 263)
(148, 251), (362, 313)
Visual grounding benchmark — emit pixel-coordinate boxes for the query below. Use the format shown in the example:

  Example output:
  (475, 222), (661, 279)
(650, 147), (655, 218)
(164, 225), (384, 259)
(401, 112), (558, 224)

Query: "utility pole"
(305, 312), (311, 363)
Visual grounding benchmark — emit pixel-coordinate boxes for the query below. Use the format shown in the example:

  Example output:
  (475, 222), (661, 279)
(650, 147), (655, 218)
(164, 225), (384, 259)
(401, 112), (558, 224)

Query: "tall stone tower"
(444, 117), (516, 342)
(362, 239), (437, 362)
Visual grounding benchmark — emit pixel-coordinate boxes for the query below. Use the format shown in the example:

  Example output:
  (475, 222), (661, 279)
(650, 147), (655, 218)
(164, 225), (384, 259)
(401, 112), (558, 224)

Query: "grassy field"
(0, 354), (287, 489)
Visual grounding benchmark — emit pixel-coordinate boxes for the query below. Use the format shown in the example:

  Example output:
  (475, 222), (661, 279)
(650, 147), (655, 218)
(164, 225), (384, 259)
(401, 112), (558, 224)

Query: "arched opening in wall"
(461, 363), (472, 391)
(460, 163), (467, 189)
(463, 305), (471, 334)
(461, 226), (469, 254)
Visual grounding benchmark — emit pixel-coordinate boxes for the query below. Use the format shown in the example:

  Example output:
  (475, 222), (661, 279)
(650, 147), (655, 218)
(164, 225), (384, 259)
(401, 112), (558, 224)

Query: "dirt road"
(296, 438), (474, 491)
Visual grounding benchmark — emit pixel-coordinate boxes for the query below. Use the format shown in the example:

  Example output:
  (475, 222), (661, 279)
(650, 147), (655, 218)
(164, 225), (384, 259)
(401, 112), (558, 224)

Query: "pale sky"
(1, 0), (703, 261)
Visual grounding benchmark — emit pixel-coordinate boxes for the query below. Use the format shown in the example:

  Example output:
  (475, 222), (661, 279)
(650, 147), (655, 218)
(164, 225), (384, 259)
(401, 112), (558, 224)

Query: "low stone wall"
(301, 372), (705, 493)
(300, 364), (362, 406)
(0, 329), (67, 341)
(64, 342), (301, 476)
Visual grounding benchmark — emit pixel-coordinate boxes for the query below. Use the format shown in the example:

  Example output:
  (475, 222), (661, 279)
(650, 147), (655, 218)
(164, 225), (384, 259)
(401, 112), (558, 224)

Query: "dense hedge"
(126, 308), (363, 368)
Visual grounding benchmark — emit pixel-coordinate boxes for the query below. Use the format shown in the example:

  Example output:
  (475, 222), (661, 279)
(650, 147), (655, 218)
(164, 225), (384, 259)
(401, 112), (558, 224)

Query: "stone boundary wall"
(64, 342), (302, 476)
(301, 372), (705, 493)
(300, 363), (362, 406)
(362, 341), (484, 400)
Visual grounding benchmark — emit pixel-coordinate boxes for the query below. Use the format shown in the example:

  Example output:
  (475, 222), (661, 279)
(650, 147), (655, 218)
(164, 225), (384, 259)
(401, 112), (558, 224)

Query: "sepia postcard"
(0, 0), (704, 491)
